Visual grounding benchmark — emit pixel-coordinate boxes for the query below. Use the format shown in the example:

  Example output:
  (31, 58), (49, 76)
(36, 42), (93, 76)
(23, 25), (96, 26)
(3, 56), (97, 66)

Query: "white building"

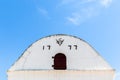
(7, 34), (115, 80)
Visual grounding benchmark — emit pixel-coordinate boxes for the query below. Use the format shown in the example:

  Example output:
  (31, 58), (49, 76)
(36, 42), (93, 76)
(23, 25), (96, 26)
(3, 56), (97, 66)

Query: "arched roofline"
(8, 34), (113, 71)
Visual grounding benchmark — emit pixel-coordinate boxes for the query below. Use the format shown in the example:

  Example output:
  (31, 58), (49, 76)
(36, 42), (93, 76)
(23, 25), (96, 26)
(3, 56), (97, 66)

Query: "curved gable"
(9, 34), (113, 71)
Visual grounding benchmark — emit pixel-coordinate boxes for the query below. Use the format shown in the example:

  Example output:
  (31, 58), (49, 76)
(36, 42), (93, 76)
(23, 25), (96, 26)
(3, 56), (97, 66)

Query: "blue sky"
(0, 0), (120, 80)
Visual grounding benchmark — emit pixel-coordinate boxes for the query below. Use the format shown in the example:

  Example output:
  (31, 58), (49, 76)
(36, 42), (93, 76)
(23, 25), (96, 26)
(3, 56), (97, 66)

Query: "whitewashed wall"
(8, 70), (114, 80)
(8, 34), (115, 80)
(9, 35), (113, 71)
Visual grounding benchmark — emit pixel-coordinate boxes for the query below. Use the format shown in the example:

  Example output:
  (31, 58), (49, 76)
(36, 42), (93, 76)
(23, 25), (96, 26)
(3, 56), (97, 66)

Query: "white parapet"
(7, 70), (115, 80)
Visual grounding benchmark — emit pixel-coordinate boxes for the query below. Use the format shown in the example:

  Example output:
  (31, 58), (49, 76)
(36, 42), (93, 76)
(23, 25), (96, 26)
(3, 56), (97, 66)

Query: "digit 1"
(43, 46), (45, 50)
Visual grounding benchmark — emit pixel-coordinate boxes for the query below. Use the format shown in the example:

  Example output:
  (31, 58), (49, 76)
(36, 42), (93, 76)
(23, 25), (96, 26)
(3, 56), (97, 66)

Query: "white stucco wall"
(9, 34), (113, 71)
(7, 70), (114, 80)
(7, 34), (115, 80)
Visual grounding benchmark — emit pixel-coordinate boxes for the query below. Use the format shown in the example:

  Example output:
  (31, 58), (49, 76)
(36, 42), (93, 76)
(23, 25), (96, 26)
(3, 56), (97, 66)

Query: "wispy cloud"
(114, 72), (120, 80)
(38, 8), (50, 19)
(36, 0), (112, 26)
(61, 0), (95, 5)
(57, 0), (112, 26)
(67, 13), (81, 25)
(100, 0), (112, 8)
(61, 0), (75, 5)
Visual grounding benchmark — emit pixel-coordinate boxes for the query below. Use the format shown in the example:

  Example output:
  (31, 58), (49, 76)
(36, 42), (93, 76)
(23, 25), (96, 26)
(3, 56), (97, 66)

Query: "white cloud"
(67, 13), (81, 25)
(57, 0), (112, 26)
(66, 7), (96, 25)
(114, 72), (120, 80)
(61, 0), (95, 5)
(38, 8), (49, 18)
(100, 0), (112, 8)
(61, 0), (75, 5)
(36, 0), (112, 26)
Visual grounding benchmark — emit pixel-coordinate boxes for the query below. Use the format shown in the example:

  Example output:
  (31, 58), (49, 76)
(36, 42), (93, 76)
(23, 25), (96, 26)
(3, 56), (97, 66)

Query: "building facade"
(7, 34), (115, 80)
